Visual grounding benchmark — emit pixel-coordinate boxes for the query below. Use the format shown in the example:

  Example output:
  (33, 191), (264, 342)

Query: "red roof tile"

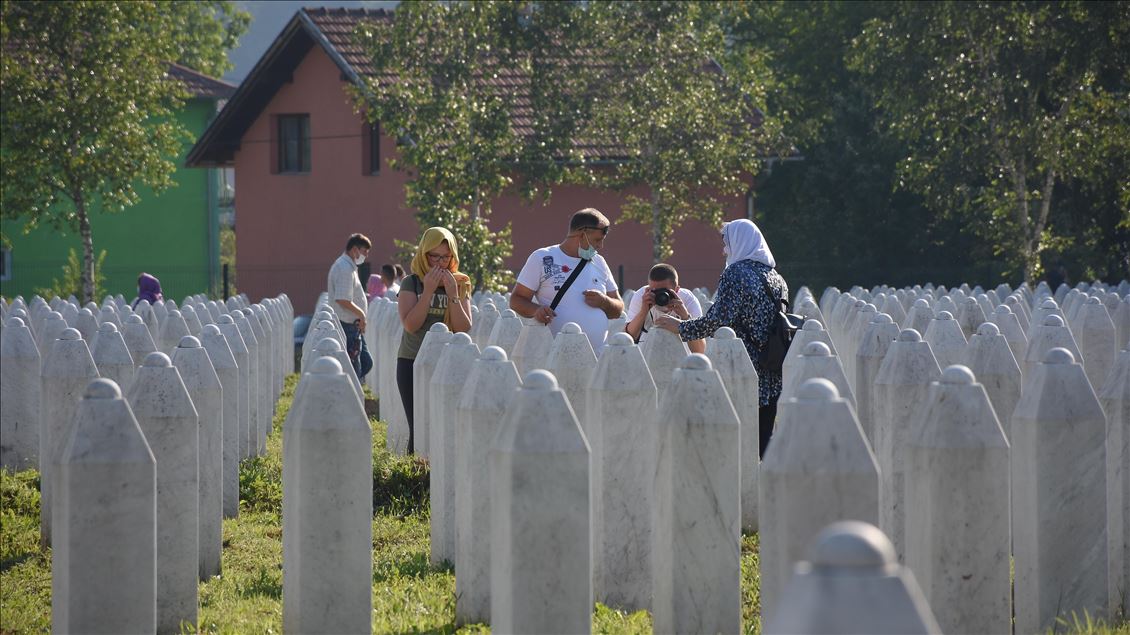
(166, 63), (237, 99)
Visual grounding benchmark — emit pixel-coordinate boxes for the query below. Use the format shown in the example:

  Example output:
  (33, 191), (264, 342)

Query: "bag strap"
(756, 268), (784, 347)
(550, 258), (590, 310)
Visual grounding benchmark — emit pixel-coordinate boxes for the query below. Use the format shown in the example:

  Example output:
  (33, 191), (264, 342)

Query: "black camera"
(652, 287), (677, 307)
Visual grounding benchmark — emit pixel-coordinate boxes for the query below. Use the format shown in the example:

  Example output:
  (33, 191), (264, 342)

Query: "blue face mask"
(578, 233), (598, 260)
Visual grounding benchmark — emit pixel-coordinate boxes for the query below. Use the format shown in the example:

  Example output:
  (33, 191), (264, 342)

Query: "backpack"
(757, 271), (804, 373)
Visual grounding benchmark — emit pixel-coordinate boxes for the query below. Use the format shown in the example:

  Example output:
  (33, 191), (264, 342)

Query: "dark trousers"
(396, 357), (416, 454)
(759, 399), (779, 459)
(340, 320), (373, 381)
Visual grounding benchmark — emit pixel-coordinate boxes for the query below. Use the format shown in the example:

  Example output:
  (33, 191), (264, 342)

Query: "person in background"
(367, 264), (398, 302)
(625, 263), (705, 353)
(327, 233), (374, 380)
(397, 227), (473, 454)
(133, 272), (163, 308)
(655, 219), (788, 457)
(394, 264), (407, 286)
(510, 208), (623, 354)
(386, 264), (402, 296)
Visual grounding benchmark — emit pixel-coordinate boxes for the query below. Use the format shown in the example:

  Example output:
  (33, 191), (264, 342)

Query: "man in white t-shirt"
(625, 263), (706, 353)
(327, 232), (373, 379)
(511, 208), (624, 354)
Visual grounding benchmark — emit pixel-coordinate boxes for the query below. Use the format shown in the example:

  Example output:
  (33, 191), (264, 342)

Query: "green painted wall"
(0, 98), (222, 302)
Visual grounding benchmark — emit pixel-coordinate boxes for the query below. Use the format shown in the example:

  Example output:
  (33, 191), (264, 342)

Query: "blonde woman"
(397, 227), (473, 454)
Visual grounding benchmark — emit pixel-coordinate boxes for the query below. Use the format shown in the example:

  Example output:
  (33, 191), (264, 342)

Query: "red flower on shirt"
(561, 265), (571, 272)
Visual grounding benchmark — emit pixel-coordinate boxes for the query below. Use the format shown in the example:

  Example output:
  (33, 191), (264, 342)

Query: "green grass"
(2, 373), (1127, 634)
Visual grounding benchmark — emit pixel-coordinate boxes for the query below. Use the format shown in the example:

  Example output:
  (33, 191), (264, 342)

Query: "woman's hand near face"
(440, 269), (458, 297)
(422, 267), (443, 294)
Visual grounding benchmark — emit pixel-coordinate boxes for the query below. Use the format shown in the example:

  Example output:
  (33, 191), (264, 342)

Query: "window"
(0, 247), (10, 281)
(277, 114), (310, 173)
(362, 121), (381, 175)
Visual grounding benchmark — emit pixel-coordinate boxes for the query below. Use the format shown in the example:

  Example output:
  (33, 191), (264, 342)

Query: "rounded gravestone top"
(936, 311), (954, 320)
(714, 326), (737, 339)
(897, 328), (922, 342)
(6, 317), (25, 327)
(801, 319), (824, 332)
(316, 320), (335, 329)
(124, 314), (144, 325)
(1044, 314), (1065, 327)
(912, 299), (931, 309)
(501, 309), (518, 319)
(853, 300), (866, 308)
(202, 324), (221, 337)
(797, 377), (839, 401)
(451, 332), (473, 346)
(217, 314), (234, 324)
(607, 332), (635, 347)
(680, 353), (713, 371)
(976, 322), (1001, 338)
(800, 299), (818, 310)
(480, 346), (508, 362)
(178, 336), (202, 348)
(314, 310), (333, 320)
(524, 369), (558, 391)
(239, 308), (253, 316)
(801, 341), (832, 357)
(45, 311), (64, 321)
(1086, 296), (1101, 305)
(964, 297), (979, 305)
(97, 322), (118, 333)
(310, 356), (344, 375)
(11, 308), (28, 319)
(85, 378), (122, 400)
(560, 322), (583, 335)
(871, 313), (894, 325)
(78, 308), (94, 317)
(1044, 347), (1075, 365)
(941, 365), (976, 385)
(60, 328), (81, 341)
(1040, 299), (1059, 310)
(811, 521), (895, 570)
(429, 322), (451, 333)
(144, 352), (172, 367)
(993, 305), (1013, 315)
(315, 337), (343, 352)
(168, 309), (182, 318)
(861, 303), (877, 313)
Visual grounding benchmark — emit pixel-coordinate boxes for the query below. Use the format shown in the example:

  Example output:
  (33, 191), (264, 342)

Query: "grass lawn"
(0, 372), (1124, 634)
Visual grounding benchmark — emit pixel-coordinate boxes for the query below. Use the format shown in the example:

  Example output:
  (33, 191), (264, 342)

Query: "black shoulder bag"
(549, 258), (590, 310)
(757, 271), (804, 373)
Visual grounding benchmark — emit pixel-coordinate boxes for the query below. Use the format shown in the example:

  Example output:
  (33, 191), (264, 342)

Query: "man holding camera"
(625, 263), (705, 353)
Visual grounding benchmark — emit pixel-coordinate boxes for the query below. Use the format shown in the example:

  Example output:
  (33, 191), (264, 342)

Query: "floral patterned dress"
(678, 259), (789, 406)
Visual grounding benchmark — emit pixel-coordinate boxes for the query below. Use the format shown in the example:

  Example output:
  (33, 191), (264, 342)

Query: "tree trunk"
(651, 189), (663, 264)
(77, 193), (95, 304)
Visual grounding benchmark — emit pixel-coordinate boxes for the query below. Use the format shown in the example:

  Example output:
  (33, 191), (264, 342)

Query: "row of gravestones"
(780, 278), (1129, 634)
(0, 291), (294, 633)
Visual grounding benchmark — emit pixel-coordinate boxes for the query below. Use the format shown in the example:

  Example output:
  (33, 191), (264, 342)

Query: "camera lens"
(653, 288), (673, 307)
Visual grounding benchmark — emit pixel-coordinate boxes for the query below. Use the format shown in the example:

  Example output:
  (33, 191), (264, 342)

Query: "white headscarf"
(722, 219), (776, 268)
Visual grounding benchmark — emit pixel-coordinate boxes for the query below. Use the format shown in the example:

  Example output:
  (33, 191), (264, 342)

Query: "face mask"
(578, 233), (598, 260)
(353, 252), (366, 266)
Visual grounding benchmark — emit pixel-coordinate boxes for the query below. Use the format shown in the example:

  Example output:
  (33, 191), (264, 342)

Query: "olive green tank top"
(397, 274), (449, 359)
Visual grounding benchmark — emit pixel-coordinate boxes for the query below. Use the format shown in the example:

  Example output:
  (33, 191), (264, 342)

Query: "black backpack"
(757, 271), (804, 373)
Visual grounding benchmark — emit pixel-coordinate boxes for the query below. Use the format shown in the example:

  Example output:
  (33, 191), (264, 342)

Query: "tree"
(1, 1), (248, 303)
(850, 1), (1130, 282)
(578, 1), (786, 263)
(353, 1), (591, 291)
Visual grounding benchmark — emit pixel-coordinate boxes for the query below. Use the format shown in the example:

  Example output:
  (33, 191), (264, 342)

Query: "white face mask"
(353, 252), (366, 266)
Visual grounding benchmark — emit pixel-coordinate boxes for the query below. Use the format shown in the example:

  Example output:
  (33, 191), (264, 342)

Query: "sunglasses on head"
(581, 226), (610, 236)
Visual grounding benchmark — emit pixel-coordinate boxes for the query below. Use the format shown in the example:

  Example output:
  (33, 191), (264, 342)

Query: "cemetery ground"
(0, 372), (757, 634)
(0, 371), (1123, 634)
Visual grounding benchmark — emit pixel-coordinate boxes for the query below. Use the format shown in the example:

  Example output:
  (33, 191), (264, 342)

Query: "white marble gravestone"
(652, 354), (741, 635)
(781, 341), (855, 410)
(40, 328), (99, 548)
(128, 352), (199, 634)
(511, 321), (555, 377)
(36, 311), (67, 357)
(922, 311), (967, 370)
(240, 308), (273, 451)
(759, 378), (880, 625)
(1075, 296), (1117, 391)
(905, 365), (1010, 635)
(158, 309), (190, 357)
(216, 314), (252, 460)
(873, 328), (942, 563)
(200, 324), (241, 519)
(963, 322), (1022, 439)
(764, 521), (941, 635)
(90, 321), (135, 393)
(490, 370), (591, 635)
(705, 326), (762, 534)
(640, 324), (691, 394)
(430, 332), (479, 566)
(231, 310), (266, 456)
(171, 336), (224, 580)
(1024, 314), (1084, 377)
(955, 297), (987, 340)
(453, 346), (521, 625)
(52, 379), (156, 634)
(1103, 349), (1130, 616)
(545, 322), (598, 454)
(282, 357), (373, 635)
(412, 323), (452, 459)
(1, 317), (41, 471)
(1012, 347), (1108, 632)
(855, 313), (900, 444)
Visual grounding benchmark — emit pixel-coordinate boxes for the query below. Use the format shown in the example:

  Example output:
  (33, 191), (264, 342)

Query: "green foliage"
(0, 1), (244, 302)
(580, 1), (786, 262)
(156, 1), (250, 78)
(848, 1), (1130, 282)
(34, 247), (107, 301)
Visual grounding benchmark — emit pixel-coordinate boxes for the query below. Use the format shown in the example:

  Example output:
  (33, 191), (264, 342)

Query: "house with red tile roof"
(187, 7), (752, 313)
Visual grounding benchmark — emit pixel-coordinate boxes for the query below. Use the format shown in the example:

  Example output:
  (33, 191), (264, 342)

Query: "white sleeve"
(598, 257), (618, 293)
(681, 289), (704, 319)
(625, 285), (646, 321)
(515, 250), (544, 292)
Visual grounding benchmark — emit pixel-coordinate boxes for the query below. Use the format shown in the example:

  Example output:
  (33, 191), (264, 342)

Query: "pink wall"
(235, 45), (745, 314)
